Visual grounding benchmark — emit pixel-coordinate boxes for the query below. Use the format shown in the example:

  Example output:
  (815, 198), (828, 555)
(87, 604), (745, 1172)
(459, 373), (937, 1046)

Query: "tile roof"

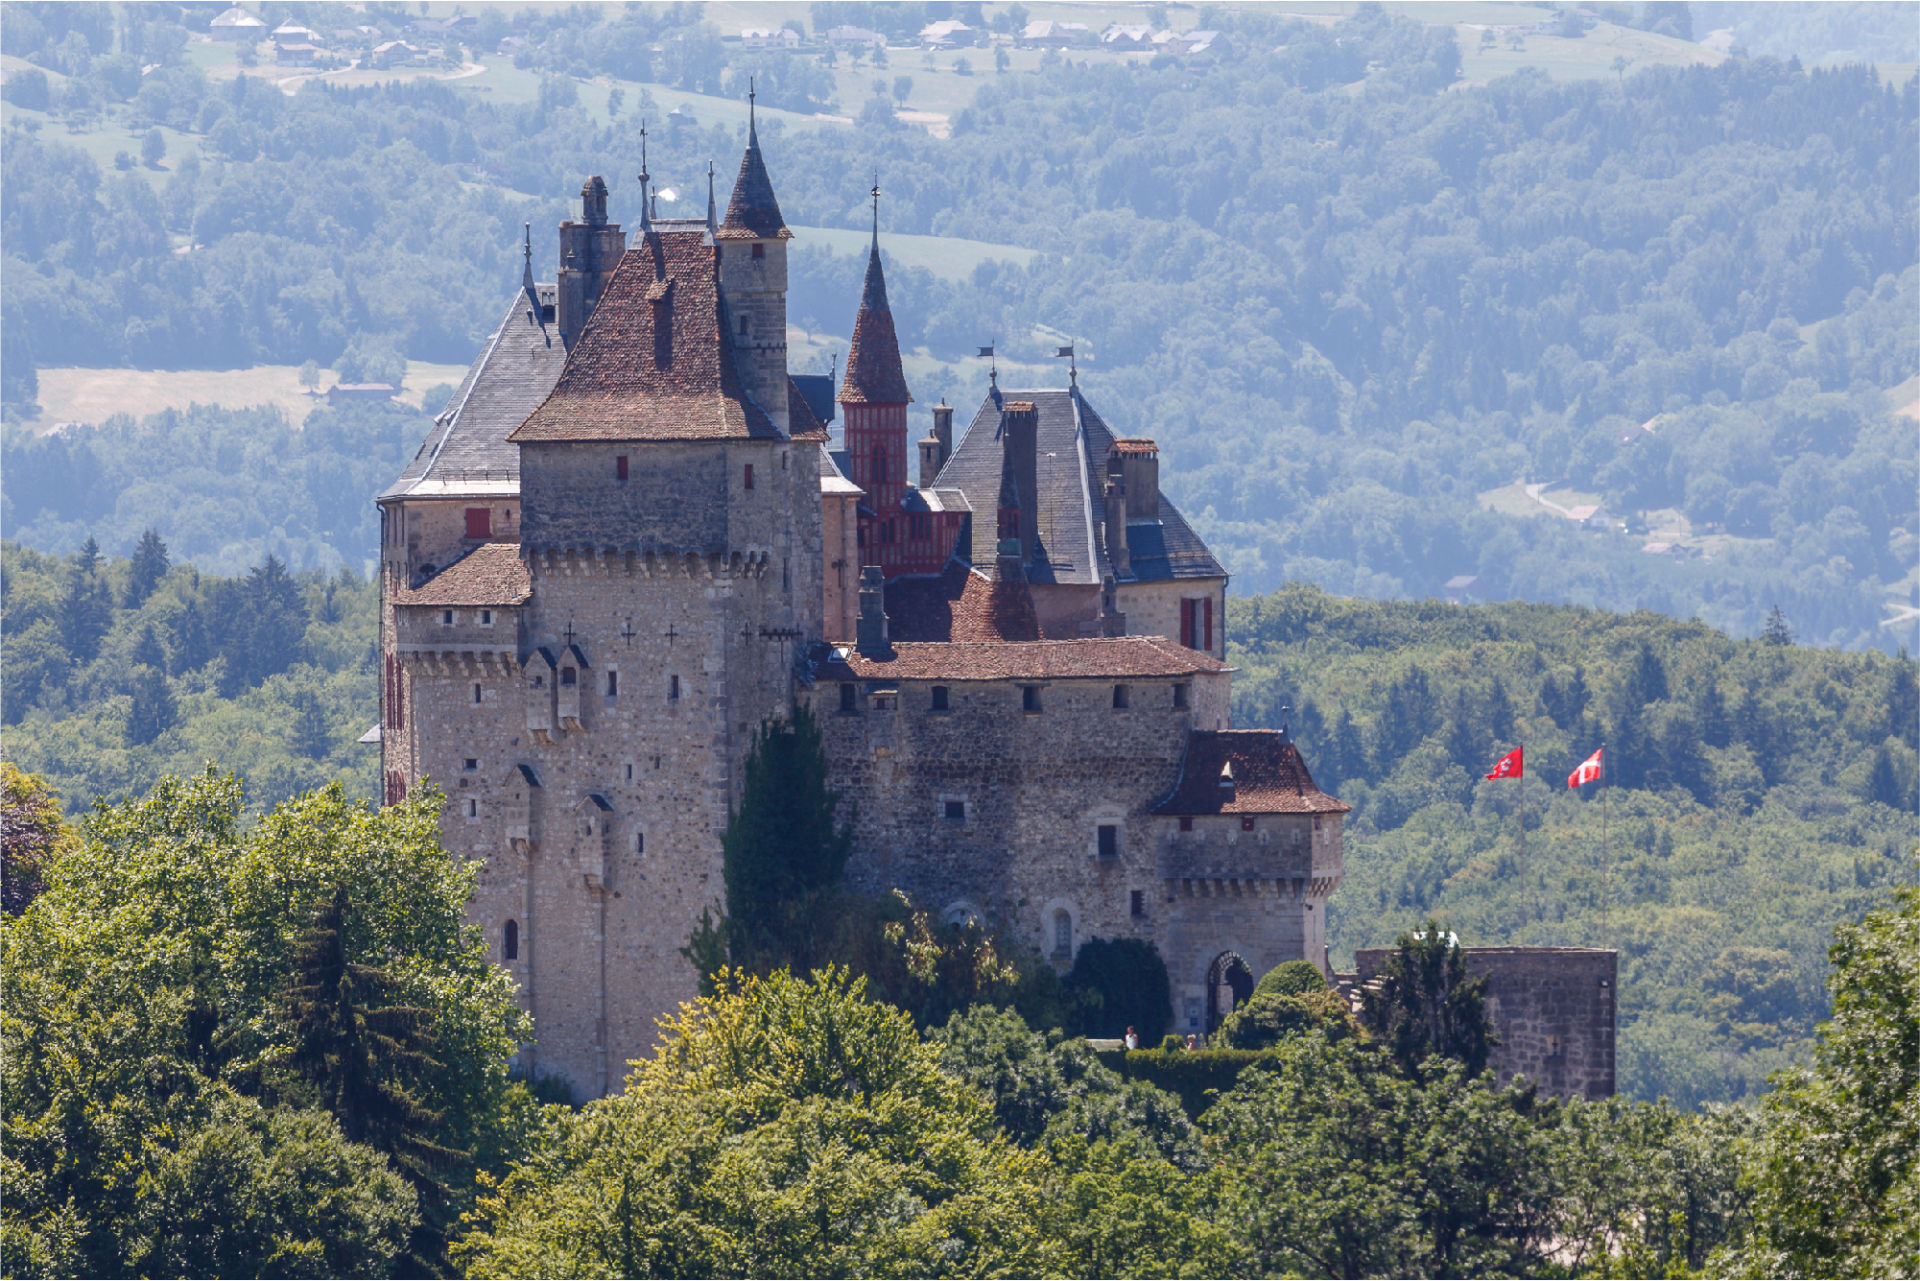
(838, 240), (913, 405)
(717, 119), (791, 240)
(934, 388), (1225, 586)
(819, 633), (1228, 682)
(1153, 731), (1350, 816)
(394, 541), (531, 607)
(509, 230), (781, 443)
(788, 375), (830, 441)
(883, 558), (1041, 643)
(381, 283), (564, 500)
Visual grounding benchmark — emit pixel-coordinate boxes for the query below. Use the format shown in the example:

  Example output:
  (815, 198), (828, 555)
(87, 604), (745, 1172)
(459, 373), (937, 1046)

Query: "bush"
(1066, 937), (1172, 1046)
(1097, 1048), (1281, 1118)
(1256, 959), (1330, 998)
(1217, 987), (1355, 1051)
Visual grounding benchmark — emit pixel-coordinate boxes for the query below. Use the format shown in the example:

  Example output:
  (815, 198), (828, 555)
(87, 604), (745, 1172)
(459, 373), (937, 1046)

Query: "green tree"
(1728, 884), (1920, 1277)
(452, 968), (1054, 1278)
(1065, 936), (1173, 1045)
(55, 563), (112, 663)
(125, 664), (177, 746)
(289, 690), (331, 760)
(124, 528), (170, 607)
(893, 73), (912, 103)
(140, 126), (166, 166)
(1359, 922), (1497, 1079)
(0, 764), (64, 916)
(1217, 985), (1354, 1050)
(1762, 604), (1794, 645)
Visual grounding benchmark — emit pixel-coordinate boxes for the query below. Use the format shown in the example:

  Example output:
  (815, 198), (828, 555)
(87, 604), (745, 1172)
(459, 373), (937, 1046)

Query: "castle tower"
(715, 90), (791, 434)
(840, 181), (915, 573)
(556, 176), (626, 350)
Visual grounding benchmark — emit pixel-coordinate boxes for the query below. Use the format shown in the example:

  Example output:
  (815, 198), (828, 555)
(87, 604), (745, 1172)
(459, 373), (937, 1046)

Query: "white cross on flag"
(1567, 747), (1605, 789)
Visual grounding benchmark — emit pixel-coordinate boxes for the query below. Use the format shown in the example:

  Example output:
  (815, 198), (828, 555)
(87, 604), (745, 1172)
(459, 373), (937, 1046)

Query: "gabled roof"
(839, 240), (913, 405)
(788, 375), (830, 441)
(1153, 730), (1350, 816)
(382, 283), (562, 500)
(819, 634), (1229, 682)
(883, 558), (1040, 643)
(718, 116), (790, 240)
(394, 542), (531, 607)
(510, 229), (780, 443)
(935, 387), (1225, 586)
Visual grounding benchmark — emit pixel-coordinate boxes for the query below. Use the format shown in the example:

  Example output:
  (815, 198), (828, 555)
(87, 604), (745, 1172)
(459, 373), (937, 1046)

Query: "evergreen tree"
(125, 666), (177, 746)
(55, 565), (113, 664)
(289, 690), (332, 760)
(279, 883), (469, 1273)
(1360, 921), (1497, 1079)
(167, 597), (211, 674)
(76, 535), (101, 576)
(131, 623), (166, 671)
(1762, 605), (1794, 646)
(240, 554), (308, 686)
(124, 529), (170, 608)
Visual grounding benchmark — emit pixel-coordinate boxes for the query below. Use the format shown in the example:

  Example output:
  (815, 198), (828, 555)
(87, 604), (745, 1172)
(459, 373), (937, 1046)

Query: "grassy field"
(29, 362), (469, 431)
(1453, 18), (1725, 87)
(792, 223), (1036, 279)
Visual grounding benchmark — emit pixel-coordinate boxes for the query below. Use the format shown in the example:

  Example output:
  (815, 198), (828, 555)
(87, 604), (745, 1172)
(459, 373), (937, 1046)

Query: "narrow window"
(479, 609), (493, 626)
(463, 757), (478, 771)
(625, 763), (634, 782)
(744, 463), (754, 490)
(1130, 890), (1146, 918)
(473, 683), (483, 704)
(1097, 824), (1118, 859)
(465, 507), (491, 539)
(561, 667), (577, 687)
(1022, 685), (1042, 713)
(1173, 682), (1189, 709)
(465, 798), (478, 817)
(738, 314), (750, 335)
(1052, 909), (1072, 957)
(606, 671), (618, 697)
(442, 610), (455, 626)
(669, 674), (681, 701)
(636, 832), (645, 855)
(504, 919), (519, 960)
(751, 242), (765, 260)
(1112, 683), (1129, 709)
(1204, 595), (1214, 651)
(840, 682), (857, 713)
(616, 454), (629, 480)
(944, 799), (965, 822)
(930, 685), (949, 711)
(1180, 598), (1195, 649)
(1179, 816), (1194, 832)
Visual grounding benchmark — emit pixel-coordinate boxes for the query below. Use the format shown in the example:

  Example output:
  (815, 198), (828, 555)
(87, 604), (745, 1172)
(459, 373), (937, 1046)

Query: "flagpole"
(1600, 742), (1609, 944)
(1518, 739), (1527, 933)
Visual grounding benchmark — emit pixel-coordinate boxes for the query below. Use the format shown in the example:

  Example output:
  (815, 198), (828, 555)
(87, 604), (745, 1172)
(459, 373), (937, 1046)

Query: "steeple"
(706, 158), (716, 231)
(718, 78), (791, 240)
(637, 122), (651, 234)
(521, 222), (535, 300)
(838, 176), (912, 406)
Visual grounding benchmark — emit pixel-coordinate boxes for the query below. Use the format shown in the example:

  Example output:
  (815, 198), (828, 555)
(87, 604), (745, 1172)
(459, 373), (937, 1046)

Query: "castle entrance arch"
(1206, 951), (1255, 1035)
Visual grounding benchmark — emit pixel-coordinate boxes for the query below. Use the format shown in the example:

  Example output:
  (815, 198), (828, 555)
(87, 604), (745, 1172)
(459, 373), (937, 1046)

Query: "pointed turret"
(718, 82), (791, 240)
(714, 82), (791, 433)
(839, 179), (913, 407)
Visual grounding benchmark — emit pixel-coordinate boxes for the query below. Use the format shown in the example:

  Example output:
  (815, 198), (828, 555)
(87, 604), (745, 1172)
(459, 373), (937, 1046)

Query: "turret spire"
(718, 82), (790, 240)
(839, 172), (912, 405)
(637, 122), (651, 234)
(521, 222), (534, 292)
(706, 158), (717, 231)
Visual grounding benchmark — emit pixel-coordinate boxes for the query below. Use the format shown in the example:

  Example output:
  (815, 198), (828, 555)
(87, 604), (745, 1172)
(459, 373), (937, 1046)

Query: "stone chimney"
(918, 399), (954, 488)
(557, 175), (627, 351)
(1100, 573), (1126, 636)
(854, 565), (892, 658)
(1113, 438), (1159, 520)
(1103, 450), (1131, 580)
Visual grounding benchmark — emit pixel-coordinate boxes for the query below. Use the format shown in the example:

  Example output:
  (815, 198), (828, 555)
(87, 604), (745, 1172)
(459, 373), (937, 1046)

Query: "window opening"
(1052, 909), (1073, 957)
(479, 609), (493, 626)
(1173, 682), (1189, 709)
(504, 919), (519, 960)
(840, 683), (857, 713)
(465, 798), (477, 817)
(463, 758), (478, 771)
(473, 683), (482, 704)
(669, 674), (681, 701)
(944, 799), (965, 822)
(1179, 816), (1194, 832)
(606, 671), (619, 697)
(1130, 890), (1146, 918)
(930, 685), (949, 711)
(616, 455), (629, 480)
(1097, 824), (1119, 859)
(751, 242), (765, 259)
(636, 832), (645, 855)
(1022, 685), (1042, 713)
(561, 667), (577, 687)
(1112, 684), (1129, 709)
(744, 463), (754, 490)
(442, 610), (454, 626)
(1241, 816), (1256, 832)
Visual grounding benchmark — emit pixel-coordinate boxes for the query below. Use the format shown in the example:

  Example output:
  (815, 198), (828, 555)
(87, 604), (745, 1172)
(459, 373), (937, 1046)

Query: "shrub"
(1066, 937), (1172, 1046)
(1256, 959), (1330, 998)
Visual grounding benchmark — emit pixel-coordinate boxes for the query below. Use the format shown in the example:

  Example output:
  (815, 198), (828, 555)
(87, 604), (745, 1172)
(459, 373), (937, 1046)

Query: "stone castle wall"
(1116, 578), (1227, 661)
(1353, 945), (1618, 1100)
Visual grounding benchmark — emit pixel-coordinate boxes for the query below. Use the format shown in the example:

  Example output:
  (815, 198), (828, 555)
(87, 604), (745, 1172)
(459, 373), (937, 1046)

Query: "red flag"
(1484, 747), (1523, 780)
(1567, 747), (1605, 789)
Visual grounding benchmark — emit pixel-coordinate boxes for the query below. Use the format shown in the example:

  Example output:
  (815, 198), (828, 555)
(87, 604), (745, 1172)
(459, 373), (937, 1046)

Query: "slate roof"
(788, 375), (830, 441)
(1153, 731), (1350, 816)
(510, 229), (781, 443)
(394, 542), (532, 607)
(883, 558), (1040, 643)
(380, 283), (563, 500)
(839, 239), (913, 405)
(934, 387), (1225, 586)
(819, 634), (1229, 682)
(717, 117), (791, 240)
(819, 445), (862, 496)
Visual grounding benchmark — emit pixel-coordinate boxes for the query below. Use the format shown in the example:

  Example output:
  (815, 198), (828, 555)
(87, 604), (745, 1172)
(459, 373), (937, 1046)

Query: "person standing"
(1124, 1026), (1138, 1050)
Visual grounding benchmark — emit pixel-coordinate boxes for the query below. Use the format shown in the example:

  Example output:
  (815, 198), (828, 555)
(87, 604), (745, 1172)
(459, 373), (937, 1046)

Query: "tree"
(125, 528), (170, 607)
(1729, 885), (1920, 1277)
(1, 764), (64, 916)
(125, 665), (177, 746)
(54, 563), (112, 664)
(1218, 963), (1354, 1050)
(452, 968), (1053, 1278)
(140, 126), (166, 166)
(76, 535), (101, 576)
(1065, 936), (1173, 1045)
(605, 86), (623, 118)
(298, 358), (321, 392)
(289, 690), (331, 760)
(892, 73), (912, 103)
(1358, 922), (1497, 1079)
(1762, 604), (1793, 646)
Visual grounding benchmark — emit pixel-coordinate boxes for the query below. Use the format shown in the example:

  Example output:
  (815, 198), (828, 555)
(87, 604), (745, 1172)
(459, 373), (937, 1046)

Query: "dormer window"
(561, 667), (577, 687)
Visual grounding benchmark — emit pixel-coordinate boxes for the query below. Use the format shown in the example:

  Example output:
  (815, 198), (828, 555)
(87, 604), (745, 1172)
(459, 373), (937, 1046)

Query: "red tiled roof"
(1110, 437), (1158, 454)
(827, 634), (1229, 681)
(394, 542), (531, 607)
(1153, 731), (1350, 816)
(788, 375), (830, 442)
(839, 243), (913, 405)
(884, 560), (1040, 643)
(509, 230), (780, 443)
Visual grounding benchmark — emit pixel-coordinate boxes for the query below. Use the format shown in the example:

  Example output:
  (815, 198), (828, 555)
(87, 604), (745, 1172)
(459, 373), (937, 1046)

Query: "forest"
(2, 2), (1915, 644)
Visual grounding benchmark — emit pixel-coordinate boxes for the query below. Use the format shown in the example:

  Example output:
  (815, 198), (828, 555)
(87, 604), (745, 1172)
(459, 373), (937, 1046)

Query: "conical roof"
(718, 114), (791, 240)
(839, 240), (913, 404)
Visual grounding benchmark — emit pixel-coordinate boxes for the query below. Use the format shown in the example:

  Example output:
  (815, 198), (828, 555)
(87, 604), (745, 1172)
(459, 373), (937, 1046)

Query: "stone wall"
(1353, 945), (1618, 1100)
(717, 238), (788, 435)
(1117, 577), (1227, 660)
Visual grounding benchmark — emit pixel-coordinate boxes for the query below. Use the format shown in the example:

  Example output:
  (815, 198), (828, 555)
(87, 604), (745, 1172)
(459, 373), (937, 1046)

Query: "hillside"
(2, 3), (1914, 646)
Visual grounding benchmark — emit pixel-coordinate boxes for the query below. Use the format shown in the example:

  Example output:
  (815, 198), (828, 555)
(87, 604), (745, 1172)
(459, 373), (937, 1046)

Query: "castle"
(375, 117), (1607, 1101)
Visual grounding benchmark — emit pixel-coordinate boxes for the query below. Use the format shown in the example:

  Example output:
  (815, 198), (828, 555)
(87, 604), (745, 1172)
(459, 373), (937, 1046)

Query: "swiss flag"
(1567, 748), (1605, 789)
(1484, 747), (1523, 780)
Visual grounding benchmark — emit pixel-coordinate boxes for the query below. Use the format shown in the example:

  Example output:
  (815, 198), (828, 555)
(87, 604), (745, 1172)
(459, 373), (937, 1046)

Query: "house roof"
(510, 229), (781, 443)
(935, 387), (1225, 586)
(212, 7), (266, 27)
(718, 115), (790, 240)
(382, 282), (563, 500)
(788, 375), (830, 441)
(1153, 731), (1350, 816)
(819, 634), (1229, 682)
(839, 238), (912, 405)
(819, 445), (863, 496)
(394, 542), (531, 607)
(882, 558), (1041, 643)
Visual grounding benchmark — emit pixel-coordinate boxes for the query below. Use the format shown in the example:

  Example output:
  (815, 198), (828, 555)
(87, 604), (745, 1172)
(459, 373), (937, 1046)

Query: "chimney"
(855, 565), (892, 658)
(1002, 401), (1040, 562)
(933, 400), (954, 466)
(1103, 450), (1131, 580)
(1100, 573), (1126, 636)
(918, 433), (942, 489)
(557, 175), (627, 351)
(1113, 438), (1159, 520)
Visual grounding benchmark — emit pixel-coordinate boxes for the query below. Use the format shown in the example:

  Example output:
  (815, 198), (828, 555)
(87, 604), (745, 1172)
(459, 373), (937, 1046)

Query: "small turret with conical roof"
(841, 176), (917, 569)
(716, 81), (790, 434)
